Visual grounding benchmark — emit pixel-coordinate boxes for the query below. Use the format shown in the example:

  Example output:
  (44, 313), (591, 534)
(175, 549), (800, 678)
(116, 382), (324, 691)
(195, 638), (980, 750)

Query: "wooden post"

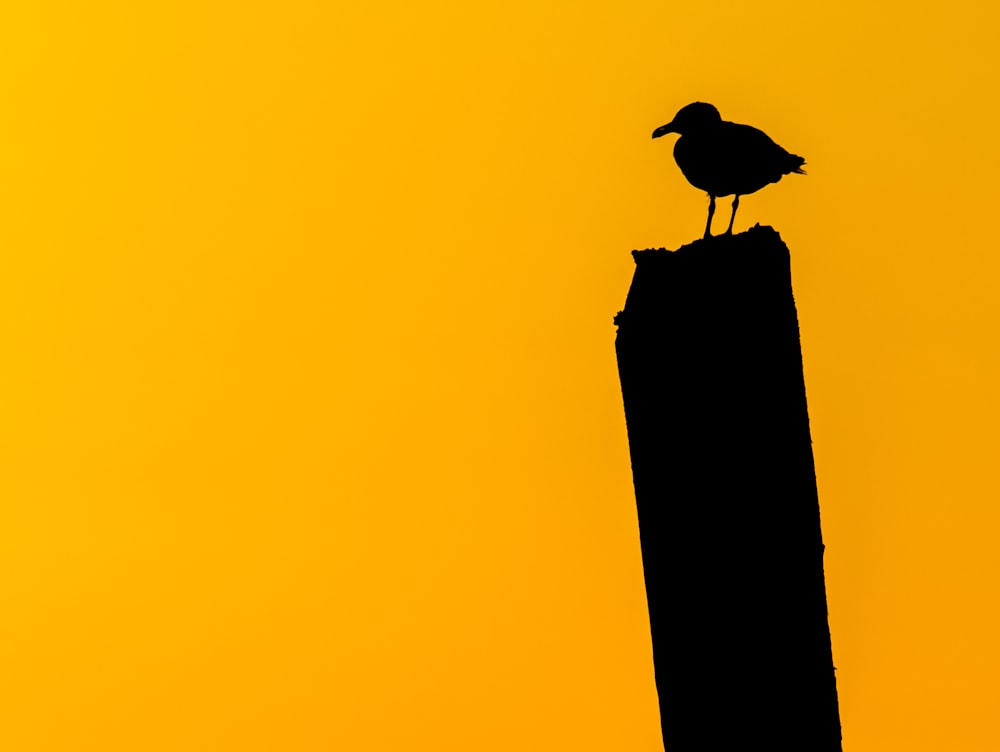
(614, 225), (842, 751)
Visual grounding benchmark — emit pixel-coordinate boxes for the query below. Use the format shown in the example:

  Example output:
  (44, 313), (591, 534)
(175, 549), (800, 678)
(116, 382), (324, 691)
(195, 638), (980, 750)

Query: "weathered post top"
(615, 225), (842, 751)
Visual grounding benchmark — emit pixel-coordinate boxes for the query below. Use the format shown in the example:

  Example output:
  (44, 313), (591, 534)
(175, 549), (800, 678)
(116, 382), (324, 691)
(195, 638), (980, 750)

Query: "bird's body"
(672, 122), (804, 197)
(652, 102), (804, 238)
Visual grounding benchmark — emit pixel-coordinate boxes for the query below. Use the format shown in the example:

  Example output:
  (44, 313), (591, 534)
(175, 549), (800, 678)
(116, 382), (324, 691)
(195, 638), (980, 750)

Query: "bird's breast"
(673, 136), (723, 195)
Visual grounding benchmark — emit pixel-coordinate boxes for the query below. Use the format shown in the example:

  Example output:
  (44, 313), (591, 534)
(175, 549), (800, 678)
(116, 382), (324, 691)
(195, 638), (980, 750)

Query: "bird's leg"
(726, 195), (740, 235)
(704, 195), (716, 239)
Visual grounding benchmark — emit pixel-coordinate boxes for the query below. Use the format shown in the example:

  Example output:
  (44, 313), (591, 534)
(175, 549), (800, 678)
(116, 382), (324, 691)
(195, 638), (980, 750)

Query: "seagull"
(652, 102), (805, 239)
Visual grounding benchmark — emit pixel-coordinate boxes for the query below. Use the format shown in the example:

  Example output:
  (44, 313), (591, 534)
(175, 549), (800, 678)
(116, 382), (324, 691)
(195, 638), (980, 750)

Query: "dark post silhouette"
(615, 225), (842, 751)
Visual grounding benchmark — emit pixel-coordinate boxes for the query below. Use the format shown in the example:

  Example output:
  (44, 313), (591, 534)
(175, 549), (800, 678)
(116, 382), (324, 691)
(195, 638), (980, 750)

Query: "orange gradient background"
(1, 2), (998, 750)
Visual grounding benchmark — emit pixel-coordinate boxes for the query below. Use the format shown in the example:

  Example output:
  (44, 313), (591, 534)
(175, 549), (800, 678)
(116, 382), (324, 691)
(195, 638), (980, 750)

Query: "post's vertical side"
(615, 226), (842, 751)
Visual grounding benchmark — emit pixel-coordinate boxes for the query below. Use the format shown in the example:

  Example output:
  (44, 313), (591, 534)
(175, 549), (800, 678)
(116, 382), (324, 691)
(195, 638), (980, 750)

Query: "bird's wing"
(721, 123), (801, 192)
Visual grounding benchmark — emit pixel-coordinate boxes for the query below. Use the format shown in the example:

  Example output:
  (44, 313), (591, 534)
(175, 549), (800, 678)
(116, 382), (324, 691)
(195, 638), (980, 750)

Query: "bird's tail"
(790, 155), (806, 174)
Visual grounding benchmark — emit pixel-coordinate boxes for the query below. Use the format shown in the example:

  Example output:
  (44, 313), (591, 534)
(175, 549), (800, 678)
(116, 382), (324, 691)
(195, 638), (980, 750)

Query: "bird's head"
(652, 102), (722, 138)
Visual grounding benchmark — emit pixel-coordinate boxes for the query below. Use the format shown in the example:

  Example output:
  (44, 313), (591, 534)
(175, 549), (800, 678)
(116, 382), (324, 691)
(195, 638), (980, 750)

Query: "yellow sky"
(1, 1), (998, 750)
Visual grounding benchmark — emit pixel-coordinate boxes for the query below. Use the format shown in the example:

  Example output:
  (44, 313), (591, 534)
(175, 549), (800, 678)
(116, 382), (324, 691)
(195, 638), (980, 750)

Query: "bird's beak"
(652, 122), (676, 139)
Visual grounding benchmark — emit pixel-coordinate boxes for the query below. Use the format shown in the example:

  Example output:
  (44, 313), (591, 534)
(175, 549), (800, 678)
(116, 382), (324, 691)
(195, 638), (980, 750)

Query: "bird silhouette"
(652, 102), (805, 239)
